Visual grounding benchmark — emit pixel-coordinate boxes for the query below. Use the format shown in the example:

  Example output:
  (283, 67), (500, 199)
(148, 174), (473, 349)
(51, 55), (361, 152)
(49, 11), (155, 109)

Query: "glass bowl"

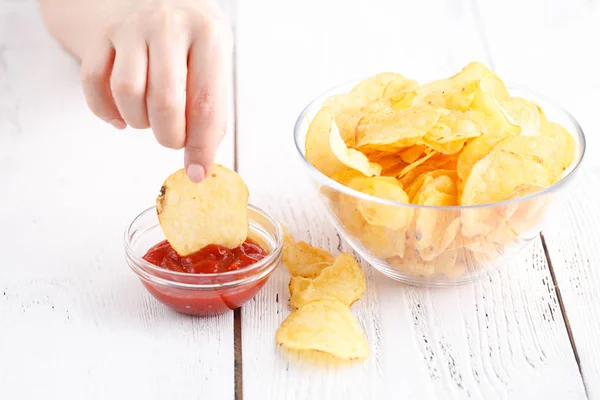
(293, 81), (586, 286)
(124, 205), (284, 316)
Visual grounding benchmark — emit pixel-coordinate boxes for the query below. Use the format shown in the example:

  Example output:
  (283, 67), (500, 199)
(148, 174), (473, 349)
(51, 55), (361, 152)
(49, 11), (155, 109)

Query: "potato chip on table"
(280, 231), (369, 361)
(276, 299), (369, 361)
(289, 252), (366, 309)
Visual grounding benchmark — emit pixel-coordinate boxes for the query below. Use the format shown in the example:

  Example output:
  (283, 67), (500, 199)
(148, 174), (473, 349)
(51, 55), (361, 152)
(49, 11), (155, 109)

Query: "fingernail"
(187, 164), (205, 183)
(109, 119), (127, 130)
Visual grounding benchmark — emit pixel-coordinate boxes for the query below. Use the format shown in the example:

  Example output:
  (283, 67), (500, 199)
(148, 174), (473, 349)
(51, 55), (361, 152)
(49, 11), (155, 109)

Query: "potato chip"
(542, 121), (576, 172)
(350, 72), (411, 105)
(356, 104), (440, 149)
(305, 108), (346, 178)
(399, 145), (426, 164)
(452, 61), (510, 100)
(276, 299), (369, 360)
(456, 134), (507, 182)
(329, 121), (382, 177)
(346, 101), (396, 146)
(289, 253), (366, 309)
(461, 150), (551, 206)
(283, 236), (335, 278)
(406, 170), (457, 202)
(470, 84), (521, 136)
(359, 223), (406, 259)
(156, 165), (249, 256)
(348, 176), (413, 230)
(493, 135), (562, 183)
(413, 62), (509, 111)
(382, 77), (419, 109)
(369, 153), (409, 176)
(397, 149), (437, 178)
(411, 177), (460, 260)
(289, 276), (312, 298)
(499, 97), (543, 137)
(421, 111), (481, 155)
(334, 193), (365, 236)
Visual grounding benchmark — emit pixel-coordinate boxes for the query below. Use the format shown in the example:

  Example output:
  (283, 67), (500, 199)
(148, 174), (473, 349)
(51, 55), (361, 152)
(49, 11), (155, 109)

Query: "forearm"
(39, 0), (125, 60)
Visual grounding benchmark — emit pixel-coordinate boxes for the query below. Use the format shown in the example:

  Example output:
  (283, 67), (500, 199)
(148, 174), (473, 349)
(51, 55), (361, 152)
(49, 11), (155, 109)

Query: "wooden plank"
(235, 0), (585, 398)
(476, 0), (600, 397)
(0, 1), (235, 399)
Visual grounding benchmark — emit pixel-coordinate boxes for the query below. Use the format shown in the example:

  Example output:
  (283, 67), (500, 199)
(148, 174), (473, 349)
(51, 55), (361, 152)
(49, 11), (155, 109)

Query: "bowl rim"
(293, 79), (587, 210)
(124, 204), (284, 288)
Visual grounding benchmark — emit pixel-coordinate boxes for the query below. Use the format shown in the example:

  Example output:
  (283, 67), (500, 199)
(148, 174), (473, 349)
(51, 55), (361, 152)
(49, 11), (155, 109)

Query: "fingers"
(185, 22), (233, 183)
(80, 38), (126, 129)
(110, 30), (150, 129)
(145, 21), (189, 150)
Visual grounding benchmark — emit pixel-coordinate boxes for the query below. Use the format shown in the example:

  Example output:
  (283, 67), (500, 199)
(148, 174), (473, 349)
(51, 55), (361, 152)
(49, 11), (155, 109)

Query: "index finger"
(185, 26), (233, 183)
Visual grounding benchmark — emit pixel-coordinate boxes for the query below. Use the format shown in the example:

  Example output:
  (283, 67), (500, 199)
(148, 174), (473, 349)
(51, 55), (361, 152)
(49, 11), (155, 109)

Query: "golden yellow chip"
(283, 236), (335, 278)
(289, 253), (366, 309)
(470, 84), (521, 136)
(406, 170), (457, 202)
(413, 62), (509, 111)
(452, 61), (510, 100)
(275, 299), (369, 360)
(399, 145), (426, 164)
(461, 150), (551, 206)
(359, 223), (407, 259)
(421, 111), (481, 155)
(493, 135), (562, 183)
(348, 176), (413, 231)
(382, 77), (419, 109)
(456, 134), (507, 182)
(499, 97), (543, 137)
(350, 72), (411, 105)
(397, 149), (437, 178)
(542, 121), (576, 172)
(329, 120), (382, 177)
(156, 165), (249, 256)
(356, 104), (440, 149)
(305, 108), (346, 178)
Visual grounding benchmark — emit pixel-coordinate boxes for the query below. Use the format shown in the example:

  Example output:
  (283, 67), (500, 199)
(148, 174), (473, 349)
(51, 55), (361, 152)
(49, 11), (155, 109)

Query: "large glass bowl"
(293, 81), (586, 286)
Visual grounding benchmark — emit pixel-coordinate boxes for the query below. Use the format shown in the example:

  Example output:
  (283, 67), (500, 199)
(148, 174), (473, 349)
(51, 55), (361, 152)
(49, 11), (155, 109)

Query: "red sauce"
(139, 238), (271, 317)
(142, 238), (267, 274)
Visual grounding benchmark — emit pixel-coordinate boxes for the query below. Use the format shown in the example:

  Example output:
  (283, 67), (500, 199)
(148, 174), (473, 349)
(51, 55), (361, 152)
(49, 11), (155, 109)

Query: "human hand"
(80, 0), (233, 182)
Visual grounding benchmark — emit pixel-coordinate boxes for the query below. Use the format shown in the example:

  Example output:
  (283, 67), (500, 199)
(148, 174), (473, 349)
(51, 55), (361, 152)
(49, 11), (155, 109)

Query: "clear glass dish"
(124, 205), (284, 316)
(293, 81), (586, 286)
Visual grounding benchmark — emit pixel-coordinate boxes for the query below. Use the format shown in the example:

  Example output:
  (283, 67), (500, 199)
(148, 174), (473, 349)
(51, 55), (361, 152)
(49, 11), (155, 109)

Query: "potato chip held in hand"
(156, 165), (249, 256)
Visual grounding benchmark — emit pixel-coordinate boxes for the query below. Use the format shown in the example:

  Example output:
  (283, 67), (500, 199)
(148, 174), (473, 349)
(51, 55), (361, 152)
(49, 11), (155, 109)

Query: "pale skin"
(39, 0), (233, 183)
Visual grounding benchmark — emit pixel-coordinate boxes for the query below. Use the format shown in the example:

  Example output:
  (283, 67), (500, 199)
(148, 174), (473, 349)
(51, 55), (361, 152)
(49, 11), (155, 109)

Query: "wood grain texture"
(477, 0), (600, 397)
(0, 1), (235, 399)
(235, 0), (586, 398)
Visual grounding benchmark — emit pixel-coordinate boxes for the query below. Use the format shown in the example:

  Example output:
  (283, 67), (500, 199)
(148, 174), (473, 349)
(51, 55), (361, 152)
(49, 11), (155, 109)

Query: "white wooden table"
(1, 0), (599, 399)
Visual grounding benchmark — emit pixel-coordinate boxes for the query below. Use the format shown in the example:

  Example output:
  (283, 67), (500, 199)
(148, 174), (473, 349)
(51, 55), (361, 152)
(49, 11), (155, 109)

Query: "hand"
(79, 0), (233, 182)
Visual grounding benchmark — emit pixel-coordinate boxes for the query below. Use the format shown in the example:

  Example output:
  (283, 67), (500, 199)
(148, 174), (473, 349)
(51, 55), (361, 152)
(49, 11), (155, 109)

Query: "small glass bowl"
(124, 205), (284, 316)
(294, 81), (586, 286)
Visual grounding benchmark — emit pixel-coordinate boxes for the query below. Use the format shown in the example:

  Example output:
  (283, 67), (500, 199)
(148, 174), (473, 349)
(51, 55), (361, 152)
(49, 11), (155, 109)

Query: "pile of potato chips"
(304, 62), (576, 279)
(276, 230), (369, 360)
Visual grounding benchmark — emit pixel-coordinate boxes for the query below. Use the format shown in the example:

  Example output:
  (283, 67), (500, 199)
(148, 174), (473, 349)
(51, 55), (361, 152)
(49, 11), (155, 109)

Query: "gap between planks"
(230, 0), (243, 399)
(541, 233), (589, 399)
